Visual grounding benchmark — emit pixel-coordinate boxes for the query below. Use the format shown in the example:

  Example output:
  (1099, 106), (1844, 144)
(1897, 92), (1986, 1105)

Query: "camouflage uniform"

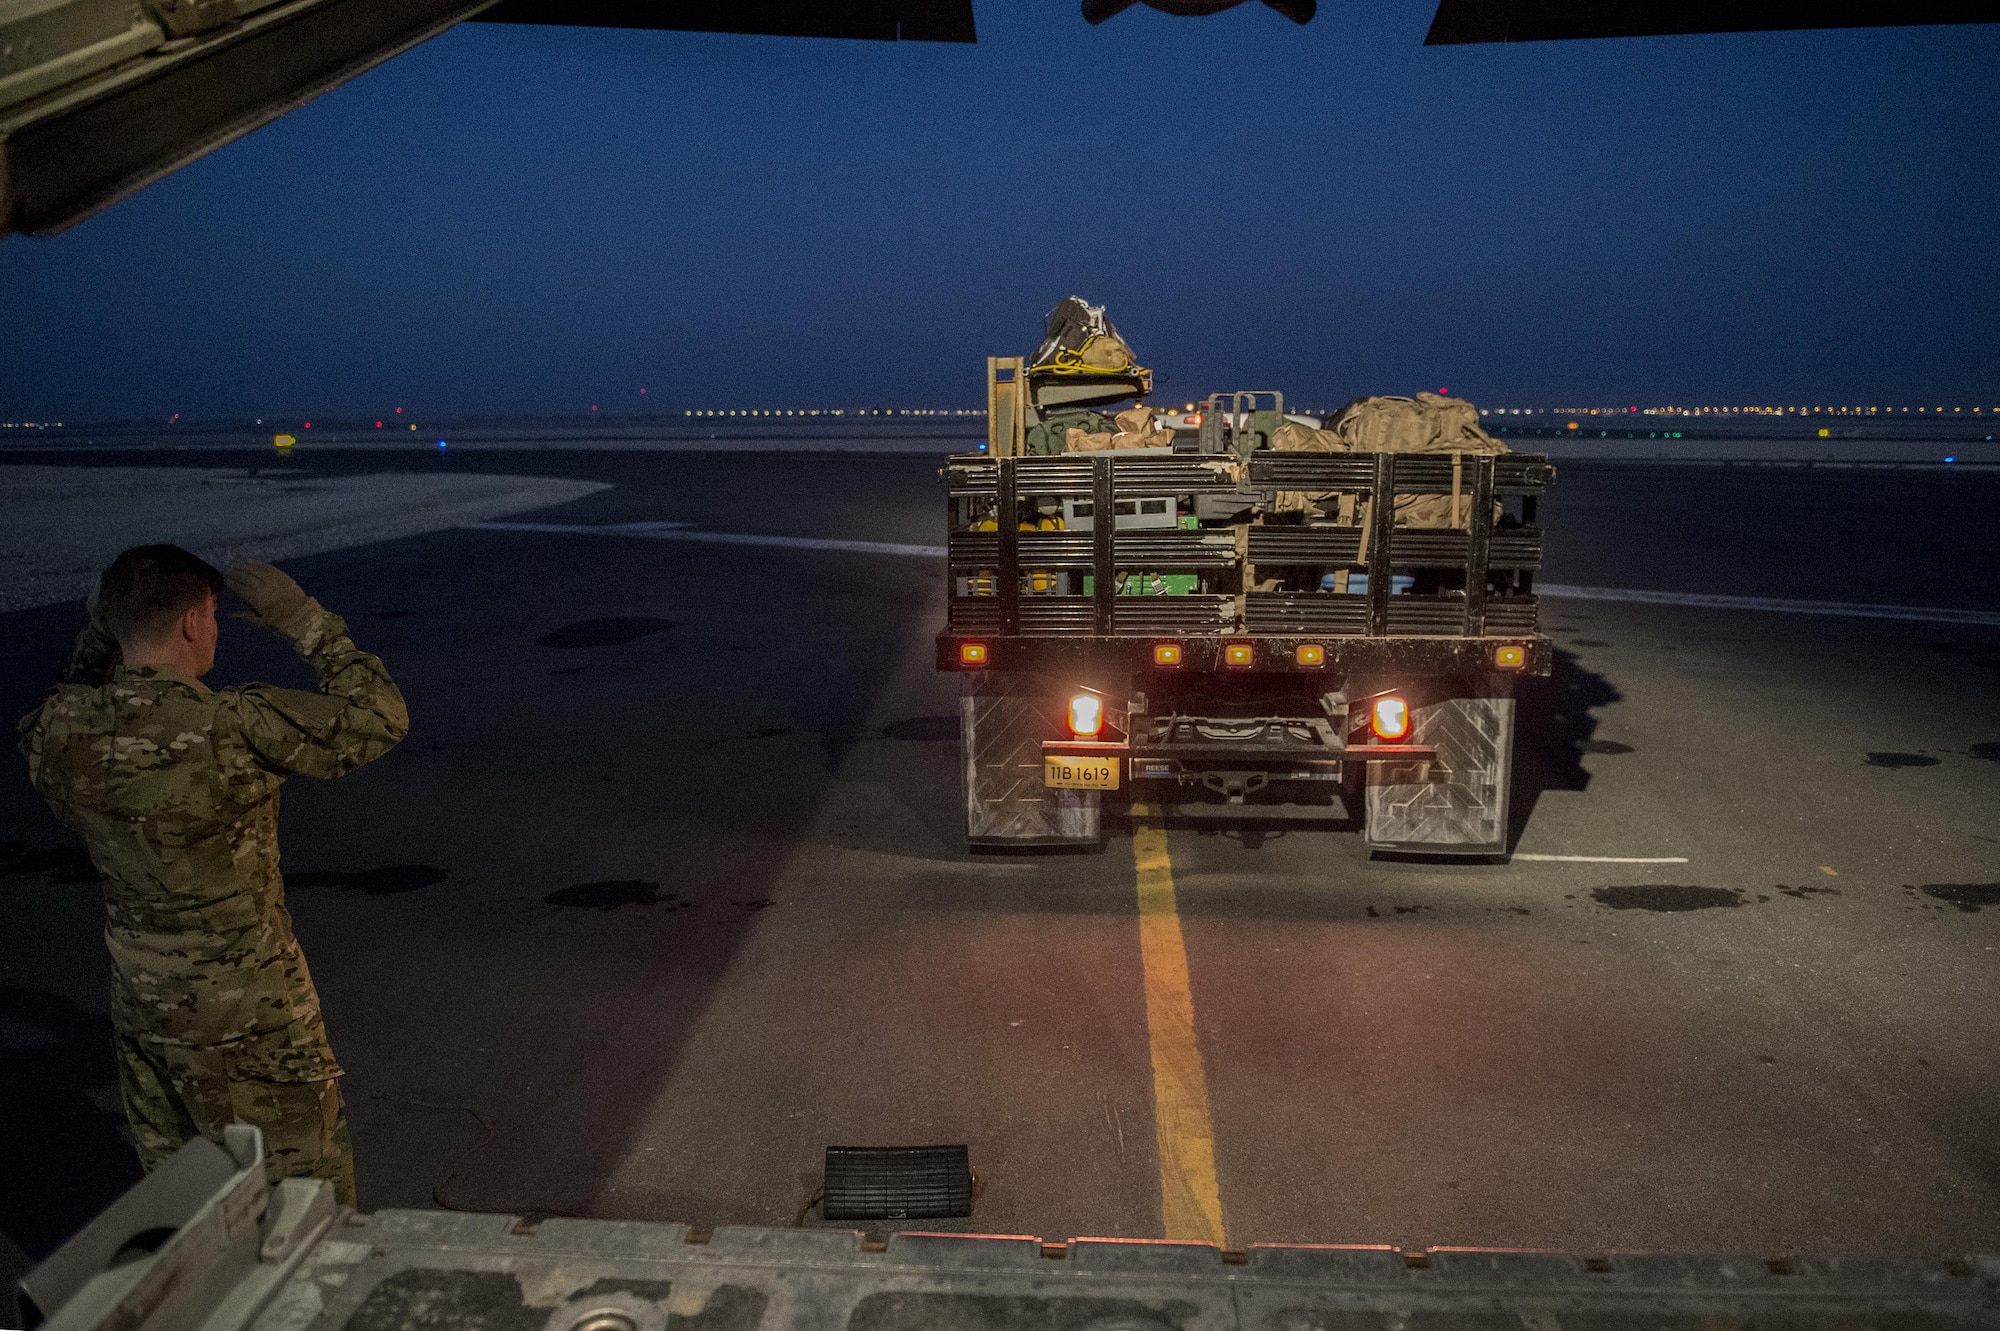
(19, 602), (407, 1204)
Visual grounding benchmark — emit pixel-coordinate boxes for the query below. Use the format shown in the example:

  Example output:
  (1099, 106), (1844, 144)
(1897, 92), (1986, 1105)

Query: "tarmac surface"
(2, 446), (1998, 1266)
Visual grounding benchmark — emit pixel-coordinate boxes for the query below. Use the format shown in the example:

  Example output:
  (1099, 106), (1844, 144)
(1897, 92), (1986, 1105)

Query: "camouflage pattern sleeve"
(231, 604), (409, 778)
(17, 688), (69, 816)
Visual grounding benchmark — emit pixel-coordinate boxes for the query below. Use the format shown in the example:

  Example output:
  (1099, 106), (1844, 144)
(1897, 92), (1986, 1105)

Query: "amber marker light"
(959, 642), (989, 666)
(1153, 642), (1183, 667)
(1296, 643), (1325, 667)
(1068, 693), (1104, 739)
(1371, 695), (1410, 741)
(1224, 642), (1255, 668)
(1494, 643), (1526, 669)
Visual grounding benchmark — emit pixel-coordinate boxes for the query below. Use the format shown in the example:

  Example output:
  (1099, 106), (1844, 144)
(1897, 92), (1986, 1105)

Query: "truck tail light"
(1223, 642), (1254, 668)
(1296, 643), (1325, 667)
(959, 642), (988, 666)
(1494, 643), (1525, 669)
(1068, 693), (1104, 738)
(1153, 642), (1182, 667)
(1371, 695), (1410, 741)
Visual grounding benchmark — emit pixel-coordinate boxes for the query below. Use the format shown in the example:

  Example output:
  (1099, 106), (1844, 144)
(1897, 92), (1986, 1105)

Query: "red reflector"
(1371, 696), (1410, 741)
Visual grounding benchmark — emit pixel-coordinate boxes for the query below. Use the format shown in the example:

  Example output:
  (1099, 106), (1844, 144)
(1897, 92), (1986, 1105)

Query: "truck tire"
(962, 674), (1103, 849)
(1364, 674), (1513, 856)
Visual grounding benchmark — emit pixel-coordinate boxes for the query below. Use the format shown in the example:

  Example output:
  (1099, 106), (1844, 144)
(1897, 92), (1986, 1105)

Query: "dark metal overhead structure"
(0, 0), (500, 239)
(1425, 0), (2000, 43)
(0, 0), (974, 241)
(473, 0), (975, 41)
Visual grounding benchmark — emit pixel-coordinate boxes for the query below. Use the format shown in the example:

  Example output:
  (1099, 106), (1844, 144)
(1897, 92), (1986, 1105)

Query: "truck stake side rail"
(942, 449), (1552, 659)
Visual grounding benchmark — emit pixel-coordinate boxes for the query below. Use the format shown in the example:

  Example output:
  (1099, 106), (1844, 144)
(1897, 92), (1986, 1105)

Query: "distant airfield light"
(1946, 455), (1956, 463)
(375, 420), (383, 428)
(438, 440), (448, 450)
(395, 406), (402, 413)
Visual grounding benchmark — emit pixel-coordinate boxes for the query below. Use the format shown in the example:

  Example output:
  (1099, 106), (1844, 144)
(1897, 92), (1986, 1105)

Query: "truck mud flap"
(962, 674), (1101, 848)
(1365, 676), (1513, 855)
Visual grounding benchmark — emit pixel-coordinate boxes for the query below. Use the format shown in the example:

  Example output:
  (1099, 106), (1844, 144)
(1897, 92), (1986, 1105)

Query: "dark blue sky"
(2, 0), (1996, 419)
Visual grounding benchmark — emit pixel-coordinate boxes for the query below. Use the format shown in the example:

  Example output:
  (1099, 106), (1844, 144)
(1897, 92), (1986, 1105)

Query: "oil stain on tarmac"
(1590, 885), (1744, 912)
(288, 865), (449, 895)
(1914, 883), (2000, 913)
(544, 879), (689, 912)
(1865, 752), (1942, 768)
(537, 617), (676, 649)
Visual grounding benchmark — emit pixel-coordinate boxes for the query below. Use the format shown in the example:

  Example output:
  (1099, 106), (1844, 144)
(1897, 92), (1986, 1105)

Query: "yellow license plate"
(1045, 755), (1119, 790)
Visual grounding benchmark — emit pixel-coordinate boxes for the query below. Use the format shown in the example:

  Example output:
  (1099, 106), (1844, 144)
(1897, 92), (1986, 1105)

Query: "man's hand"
(62, 604), (122, 685)
(226, 561), (323, 641)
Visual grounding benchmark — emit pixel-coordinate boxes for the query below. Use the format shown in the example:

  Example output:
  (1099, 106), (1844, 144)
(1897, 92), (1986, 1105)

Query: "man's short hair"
(97, 545), (224, 644)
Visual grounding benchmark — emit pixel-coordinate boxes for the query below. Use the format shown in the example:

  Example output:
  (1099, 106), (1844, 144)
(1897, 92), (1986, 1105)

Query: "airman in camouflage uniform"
(19, 547), (408, 1204)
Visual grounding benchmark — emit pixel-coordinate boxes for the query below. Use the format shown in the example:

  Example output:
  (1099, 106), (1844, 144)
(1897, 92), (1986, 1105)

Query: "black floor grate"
(822, 1145), (973, 1221)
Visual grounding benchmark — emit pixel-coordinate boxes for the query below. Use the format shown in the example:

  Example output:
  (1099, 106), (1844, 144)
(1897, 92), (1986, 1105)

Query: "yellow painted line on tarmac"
(1129, 803), (1227, 1247)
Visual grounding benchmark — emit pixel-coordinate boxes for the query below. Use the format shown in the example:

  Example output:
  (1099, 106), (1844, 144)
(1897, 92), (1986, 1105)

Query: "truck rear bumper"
(1043, 739), (1435, 764)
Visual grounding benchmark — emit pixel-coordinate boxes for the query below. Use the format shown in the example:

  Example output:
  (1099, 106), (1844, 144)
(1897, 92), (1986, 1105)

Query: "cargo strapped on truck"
(941, 450), (1551, 647)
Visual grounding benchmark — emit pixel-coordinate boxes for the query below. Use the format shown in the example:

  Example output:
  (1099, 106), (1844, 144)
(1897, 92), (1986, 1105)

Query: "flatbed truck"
(937, 353), (1552, 855)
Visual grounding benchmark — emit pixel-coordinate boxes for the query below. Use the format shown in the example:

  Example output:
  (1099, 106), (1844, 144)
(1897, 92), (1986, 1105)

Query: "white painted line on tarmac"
(465, 524), (2000, 627)
(1514, 854), (1689, 864)
(1538, 584), (2000, 627)
(465, 520), (947, 559)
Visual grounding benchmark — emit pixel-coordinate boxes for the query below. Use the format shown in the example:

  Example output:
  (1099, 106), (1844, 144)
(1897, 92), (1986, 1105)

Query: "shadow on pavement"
(1509, 648), (1620, 852)
(0, 986), (142, 1260)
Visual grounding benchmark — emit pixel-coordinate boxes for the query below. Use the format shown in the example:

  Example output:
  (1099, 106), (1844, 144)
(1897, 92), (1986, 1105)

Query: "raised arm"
(225, 562), (410, 779)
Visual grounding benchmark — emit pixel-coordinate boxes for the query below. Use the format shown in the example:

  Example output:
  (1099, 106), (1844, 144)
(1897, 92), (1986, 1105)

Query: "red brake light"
(1371, 696), (1410, 741)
